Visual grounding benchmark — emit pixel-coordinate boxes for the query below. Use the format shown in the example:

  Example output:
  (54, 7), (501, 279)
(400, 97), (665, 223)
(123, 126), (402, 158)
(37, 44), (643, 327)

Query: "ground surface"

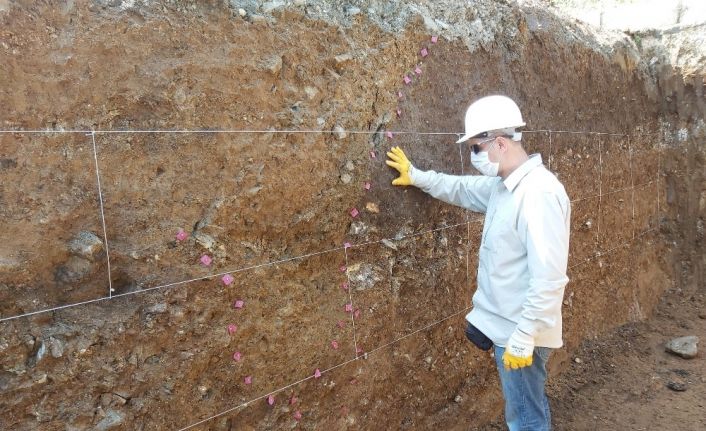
(480, 285), (706, 431)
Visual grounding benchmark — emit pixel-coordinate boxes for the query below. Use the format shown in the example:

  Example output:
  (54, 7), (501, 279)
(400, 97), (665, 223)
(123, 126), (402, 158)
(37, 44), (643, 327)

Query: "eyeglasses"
(471, 137), (497, 154)
(470, 134), (514, 154)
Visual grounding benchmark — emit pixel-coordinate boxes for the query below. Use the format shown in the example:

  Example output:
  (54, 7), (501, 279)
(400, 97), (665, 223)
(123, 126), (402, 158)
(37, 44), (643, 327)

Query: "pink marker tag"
(364, 182), (371, 190)
(339, 265), (347, 273)
(353, 309), (361, 319)
(385, 131), (393, 139)
(414, 66), (422, 75)
(403, 75), (411, 85)
(314, 368), (322, 378)
(341, 282), (349, 291)
(396, 108), (402, 118)
(356, 347), (364, 354)
(244, 376), (252, 385)
(350, 208), (359, 218)
(268, 395), (275, 406)
(200, 255), (212, 266)
(175, 229), (188, 241)
(337, 320), (346, 328)
(290, 394), (298, 405)
(370, 150), (377, 159)
(233, 299), (245, 309)
(294, 411), (302, 421)
(345, 303), (353, 313)
(222, 274), (234, 286)
(420, 47), (428, 57)
(431, 35), (438, 43)
(227, 324), (238, 335)
(343, 242), (351, 249)
(331, 340), (339, 349)
(233, 351), (242, 361)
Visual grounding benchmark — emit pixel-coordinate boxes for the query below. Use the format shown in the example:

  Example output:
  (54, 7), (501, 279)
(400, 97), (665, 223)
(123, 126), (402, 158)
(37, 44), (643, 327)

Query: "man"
(386, 95), (570, 431)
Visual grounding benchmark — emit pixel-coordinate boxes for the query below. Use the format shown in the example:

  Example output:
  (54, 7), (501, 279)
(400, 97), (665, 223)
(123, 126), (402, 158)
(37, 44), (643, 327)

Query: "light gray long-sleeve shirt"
(410, 154), (571, 348)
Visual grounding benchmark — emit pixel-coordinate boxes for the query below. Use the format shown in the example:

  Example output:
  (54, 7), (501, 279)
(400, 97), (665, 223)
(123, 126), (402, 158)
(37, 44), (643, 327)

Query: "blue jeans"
(494, 345), (553, 431)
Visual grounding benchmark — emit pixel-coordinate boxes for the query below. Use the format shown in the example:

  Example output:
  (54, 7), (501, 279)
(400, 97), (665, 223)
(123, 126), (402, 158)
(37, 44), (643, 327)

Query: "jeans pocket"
(535, 347), (553, 363)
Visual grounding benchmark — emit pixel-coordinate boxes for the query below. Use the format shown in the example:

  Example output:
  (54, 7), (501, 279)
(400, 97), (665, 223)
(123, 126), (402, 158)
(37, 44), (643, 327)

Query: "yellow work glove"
(502, 328), (535, 370)
(385, 146), (414, 186)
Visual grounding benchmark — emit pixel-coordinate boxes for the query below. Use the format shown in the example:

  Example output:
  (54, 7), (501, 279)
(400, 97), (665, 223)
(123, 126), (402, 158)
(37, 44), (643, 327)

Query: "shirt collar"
(503, 154), (543, 192)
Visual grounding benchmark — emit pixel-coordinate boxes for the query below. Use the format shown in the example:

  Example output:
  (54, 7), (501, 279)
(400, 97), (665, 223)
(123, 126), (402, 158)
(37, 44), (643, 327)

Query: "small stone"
(365, 202), (379, 213)
(145, 303), (167, 314)
(262, 55), (282, 75)
(238, 8), (246, 17)
(304, 86), (319, 100)
(67, 231), (104, 261)
(665, 336), (699, 359)
(334, 53), (353, 65)
(333, 125), (347, 140)
(54, 256), (94, 284)
(348, 221), (369, 236)
(454, 395), (462, 403)
(574, 357), (582, 364)
(381, 239), (397, 251)
(344, 161), (355, 171)
(340, 173), (352, 185)
(47, 337), (64, 358)
(666, 381), (687, 392)
(347, 6), (360, 15)
(698, 313), (706, 320)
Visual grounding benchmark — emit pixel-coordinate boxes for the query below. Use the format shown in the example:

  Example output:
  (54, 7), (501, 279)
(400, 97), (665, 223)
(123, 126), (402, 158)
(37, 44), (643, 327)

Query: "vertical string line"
(628, 135), (636, 240)
(343, 247), (359, 359)
(89, 131), (114, 297)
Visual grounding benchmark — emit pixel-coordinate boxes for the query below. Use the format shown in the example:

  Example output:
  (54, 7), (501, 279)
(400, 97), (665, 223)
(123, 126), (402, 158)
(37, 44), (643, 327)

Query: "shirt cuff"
(409, 165), (433, 189)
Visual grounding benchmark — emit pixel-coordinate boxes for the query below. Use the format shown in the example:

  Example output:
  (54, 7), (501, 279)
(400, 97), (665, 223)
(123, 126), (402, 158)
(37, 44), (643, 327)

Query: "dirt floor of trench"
(479, 285), (706, 431)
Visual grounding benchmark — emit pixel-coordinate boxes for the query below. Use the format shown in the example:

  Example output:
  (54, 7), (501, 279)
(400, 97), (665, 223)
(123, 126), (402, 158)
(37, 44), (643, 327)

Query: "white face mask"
(471, 149), (500, 176)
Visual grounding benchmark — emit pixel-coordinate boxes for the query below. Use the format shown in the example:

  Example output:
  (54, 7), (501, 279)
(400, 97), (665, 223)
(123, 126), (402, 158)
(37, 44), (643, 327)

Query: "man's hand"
(385, 146), (413, 186)
(502, 328), (535, 370)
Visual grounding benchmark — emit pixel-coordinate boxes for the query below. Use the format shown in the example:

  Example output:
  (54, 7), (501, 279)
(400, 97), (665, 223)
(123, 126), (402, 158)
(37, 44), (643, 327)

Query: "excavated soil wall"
(0, 1), (702, 430)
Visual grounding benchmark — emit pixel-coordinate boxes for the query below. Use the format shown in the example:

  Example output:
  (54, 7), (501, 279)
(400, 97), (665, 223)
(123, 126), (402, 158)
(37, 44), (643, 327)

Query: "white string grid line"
(89, 131), (114, 297)
(343, 246), (359, 359)
(629, 135), (636, 240)
(0, 128), (658, 136)
(596, 137), (604, 245)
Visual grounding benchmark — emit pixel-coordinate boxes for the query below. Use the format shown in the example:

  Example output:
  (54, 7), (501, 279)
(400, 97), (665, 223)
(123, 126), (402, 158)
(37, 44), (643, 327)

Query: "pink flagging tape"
(176, 229), (188, 241)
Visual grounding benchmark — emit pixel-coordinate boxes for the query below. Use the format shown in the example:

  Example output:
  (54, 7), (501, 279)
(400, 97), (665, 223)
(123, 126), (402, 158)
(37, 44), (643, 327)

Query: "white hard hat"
(456, 95), (526, 144)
